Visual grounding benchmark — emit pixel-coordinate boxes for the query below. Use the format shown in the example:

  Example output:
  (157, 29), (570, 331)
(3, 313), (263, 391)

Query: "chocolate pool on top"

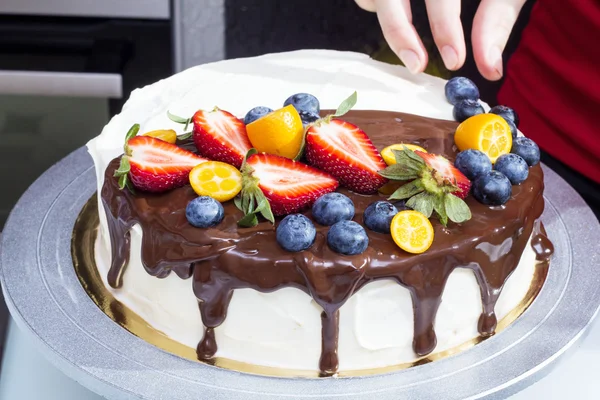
(101, 110), (550, 376)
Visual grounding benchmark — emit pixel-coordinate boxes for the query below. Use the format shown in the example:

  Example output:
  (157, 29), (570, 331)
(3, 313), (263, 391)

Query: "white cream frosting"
(87, 50), (536, 372)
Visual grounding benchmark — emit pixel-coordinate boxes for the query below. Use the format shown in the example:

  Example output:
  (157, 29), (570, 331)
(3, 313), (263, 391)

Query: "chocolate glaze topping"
(101, 110), (552, 376)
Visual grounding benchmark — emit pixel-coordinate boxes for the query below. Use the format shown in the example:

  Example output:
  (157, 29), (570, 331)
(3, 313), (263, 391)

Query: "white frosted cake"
(87, 50), (550, 375)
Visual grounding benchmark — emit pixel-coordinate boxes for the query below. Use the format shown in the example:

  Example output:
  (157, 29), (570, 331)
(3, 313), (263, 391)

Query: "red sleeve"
(497, 0), (600, 184)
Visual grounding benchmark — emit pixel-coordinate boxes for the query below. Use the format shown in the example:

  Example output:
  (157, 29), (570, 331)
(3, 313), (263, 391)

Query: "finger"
(355, 0), (377, 12)
(472, 0), (527, 80)
(375, 0), (428, 74)
(425, 0), (466, 71)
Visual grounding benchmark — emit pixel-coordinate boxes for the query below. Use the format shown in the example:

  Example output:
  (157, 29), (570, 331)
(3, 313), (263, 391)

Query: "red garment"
(498, 0), (600, 184)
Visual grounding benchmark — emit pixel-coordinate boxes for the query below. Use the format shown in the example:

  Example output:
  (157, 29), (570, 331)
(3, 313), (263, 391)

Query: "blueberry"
(276, 214), (316, 252)
(505, 118), (518, 140)
(453, 99), (484, 122)
(511, 137), (540, 166)
(490, 105), (519, 127)
(363, 201), (399, 233)
(494, 154), (529, 185)
(186, 196), (224, 228)
(327, 220), (369, 255)
(312, 193), (355, 226)
(299, 110), (320, 125)
(454, 149), (492, 180)
(244, 106), (273, 125)
(472, 171), (512, 206)
(284, 93), (320, 114)
(445, 77), (479, 105)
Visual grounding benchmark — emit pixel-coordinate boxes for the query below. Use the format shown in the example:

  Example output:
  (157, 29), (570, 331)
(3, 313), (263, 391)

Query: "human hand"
(355, 0), (528, 81)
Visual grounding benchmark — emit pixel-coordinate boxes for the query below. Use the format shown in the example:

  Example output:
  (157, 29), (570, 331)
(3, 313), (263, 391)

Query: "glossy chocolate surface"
(101, 110), (551, 376)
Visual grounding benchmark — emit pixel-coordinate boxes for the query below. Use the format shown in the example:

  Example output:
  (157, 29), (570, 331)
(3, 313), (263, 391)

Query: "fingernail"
(441, 45), (459, 70)
(489, 46), (503, 78)
(399, 49), (421, 74)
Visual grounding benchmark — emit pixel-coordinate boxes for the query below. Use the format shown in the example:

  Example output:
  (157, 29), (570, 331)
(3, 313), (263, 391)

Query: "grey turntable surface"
(1, 147), (599, 400)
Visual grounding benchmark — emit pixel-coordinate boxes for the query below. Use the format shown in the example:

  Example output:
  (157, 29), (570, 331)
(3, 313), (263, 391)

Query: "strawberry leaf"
(406, 192), (434, 218)
(379, 164), (420, 181)
(432, 195), (448, 226)
(123, 124), (140, 154)
(114, 155), (130, 177)
(294, 126), (310, 161)
(167, 110), (191, 126)
(445, 194), (471, 223)
(389, 179), (424, 200)
(333, 91), (357, 117)
(238, 151), (275, 227)
(238, 213), (259, 228)
(234, 196), (243, 211)
(178, 131), (193, 140)
(402, 146), (427, 166)
(257, 197), (275, 224)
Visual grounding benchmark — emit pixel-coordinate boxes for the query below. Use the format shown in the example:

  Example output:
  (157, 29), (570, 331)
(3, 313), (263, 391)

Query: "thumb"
(472, 0), (527, 81)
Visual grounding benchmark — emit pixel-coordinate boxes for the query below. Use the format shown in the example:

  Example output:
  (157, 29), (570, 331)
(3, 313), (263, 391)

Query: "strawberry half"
(415, 151), (471, 199)
(237, 153), (338, 225)
(192, 108), (252, 168)
(305, 119), (387, 194)
(115, 128), (206, 193)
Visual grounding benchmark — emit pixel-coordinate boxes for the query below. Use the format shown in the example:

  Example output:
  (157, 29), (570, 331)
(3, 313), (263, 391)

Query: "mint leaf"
(406, 192), (434, 218)
(432, 195), (448, 226)
(445, 194), (472, 223)
(379, 164), (420, 181)
(389, 179), (424, 200)
(333, 91), (357, 117)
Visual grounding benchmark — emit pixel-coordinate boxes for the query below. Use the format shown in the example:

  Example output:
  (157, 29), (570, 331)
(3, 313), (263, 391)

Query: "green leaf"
(391, 149), (424, 174)
(118, 174), (127, 190)
(406, 192), (434, 218)
(113, 156), (130, 177)
(388, 180), (424, 200)
(294, 126), (309, 161)
(432, 194), (448, 226)
(238, 213), (259, 228)
(125, 124), (140, 143)
(379, 164), (420, 181)
(333, 91), (357, 117)
(257, 197), (275, 224)
(167, 110), (191, 126)
(444, 194), (472, 223)
(178, 131), (193, 140)
(125, 179), (136, 195)
(401, 145), (427, 166)
(234, 196), (243, 211)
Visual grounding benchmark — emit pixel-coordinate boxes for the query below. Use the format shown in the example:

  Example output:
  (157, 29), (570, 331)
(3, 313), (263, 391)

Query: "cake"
(86, 50), (552, 376)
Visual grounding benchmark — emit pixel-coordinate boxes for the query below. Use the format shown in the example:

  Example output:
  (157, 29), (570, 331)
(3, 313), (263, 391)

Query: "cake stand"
(1, 147), (599, 400)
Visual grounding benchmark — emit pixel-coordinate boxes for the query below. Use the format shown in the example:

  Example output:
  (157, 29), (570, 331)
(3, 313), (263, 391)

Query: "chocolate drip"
(100, 110), (551, 375)
(532, 222), (554, 261)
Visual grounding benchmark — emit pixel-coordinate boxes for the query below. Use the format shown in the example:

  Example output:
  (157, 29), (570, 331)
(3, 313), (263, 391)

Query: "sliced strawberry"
(244, 153), (339, 216)
(305, 119), (387, 194)
(192, 108), (252, 168)
(415, 151), (471, 199)
(119, 136), (206, 192)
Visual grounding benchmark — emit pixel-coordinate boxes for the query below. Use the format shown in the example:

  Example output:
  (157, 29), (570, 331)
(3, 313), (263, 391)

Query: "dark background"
(225, 0), (537, 106)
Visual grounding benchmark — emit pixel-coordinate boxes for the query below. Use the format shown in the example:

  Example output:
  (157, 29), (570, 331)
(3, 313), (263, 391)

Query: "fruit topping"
(454, 149), (492, 180)
(327, 220), (369, 255)
(390, 210), (434, 254)
(244, 106), (273, 125)
(454, 113), (512, 163)
(472, 170), (512, 206)
(505, 118), (518, 140)
(114, 125), (206, 193)
(237, 151), (338, 227)
(189, 161), (242, 202)
(511, 137), (540, 167)
(312, 192), (355, 226)
(453, 99), (484, 123)
(276, 214), (317, 252)
(299, 110), (320, 125)
(246, 104), (304, 159)
(379, 146), (471, 226)
(192, 107), (252, 168)
(284, 93), (320, 115)
(186, 196), (225, 228)
(143, 129), (177, 144)
(490, 105), (519, 127)
(445, 77), (479, 105)
(305, 92), (387, 194)
(494, 154), (529, 185)
(381, 143), (427, 166)
(363, 201), (399, 234)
